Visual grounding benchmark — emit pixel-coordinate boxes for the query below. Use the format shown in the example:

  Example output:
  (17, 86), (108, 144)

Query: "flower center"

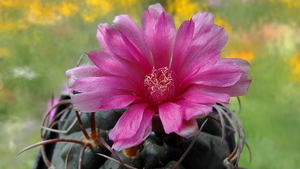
(144, 67), (175, 106)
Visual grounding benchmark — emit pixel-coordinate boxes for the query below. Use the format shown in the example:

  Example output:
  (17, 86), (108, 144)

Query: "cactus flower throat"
(144, 67), (175, 106)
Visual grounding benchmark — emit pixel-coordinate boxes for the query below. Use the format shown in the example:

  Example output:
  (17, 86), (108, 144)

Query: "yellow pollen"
(144, 67), (174, 106)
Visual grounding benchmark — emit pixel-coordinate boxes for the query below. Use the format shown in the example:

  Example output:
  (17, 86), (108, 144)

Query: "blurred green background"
(1, 0), (299, 168)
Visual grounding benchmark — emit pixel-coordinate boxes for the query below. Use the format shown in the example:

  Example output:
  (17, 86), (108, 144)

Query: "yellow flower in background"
(0, 20), (17, 31)
(114, 0), (139, 22)
(268, 0), (300, 8)
(1, 0), (79, 26)
(1, 0), (139, 28)
(81, 0), (138, 23)
(117, 0), (138, 7)
(26, 1), (61, 25)
(81, 0), (112, 22)
(59, 2), (79, 17)
(166, 0), (230, 31)
(0, 0), (28, 31)
(26, 1), (80, 25)
(0, 0), (27, 7)
(166, 0), (207, 27)
(0, 48), (11, 58)
(226, 49), (255, 62)
(289, 54), (300, 83)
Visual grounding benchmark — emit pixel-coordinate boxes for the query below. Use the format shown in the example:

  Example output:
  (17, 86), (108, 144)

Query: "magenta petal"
(192, 12), (214, 31)
(71, 89), (130, 112)
(96, 23), (111, 52)
(72, 76), (140, 95)
(159, 102), (183, 134)
(111, 122), (152, 151)
(113, 15), (152, 68)
(227, 58), (251, 72)
(177, 49), (221, 86)
(97, 23), (140, 64)
(109, 105), (155, 151)
(171, 20), (195, 73)
(172, 12), (228, 75)
(196, 73), (252, 97)
(176, 99), (212, 120)
(142, 3), (176, 68)
(87, 50), (145, 85)
(109, 104), (148, 140)
(66, 66), (106, 88)
(188, 58), (244, 87)
(176, 119), (199, 137)
(192, 12), (228, 51)
(179, 89), (231, 104)
(99, 95), (141, 110)
(227, 73), (252, 96)
(113, 15), (147, 53)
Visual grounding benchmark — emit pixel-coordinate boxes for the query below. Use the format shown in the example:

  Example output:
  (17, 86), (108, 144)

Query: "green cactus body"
(33, 95), (235, 169)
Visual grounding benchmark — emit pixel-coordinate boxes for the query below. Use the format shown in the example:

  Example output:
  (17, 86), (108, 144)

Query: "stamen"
(144, 67), (174, 106)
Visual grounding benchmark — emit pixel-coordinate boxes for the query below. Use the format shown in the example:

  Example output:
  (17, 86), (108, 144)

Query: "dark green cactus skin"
(34, 96), (233, 169)
(52, 129), (109, 169)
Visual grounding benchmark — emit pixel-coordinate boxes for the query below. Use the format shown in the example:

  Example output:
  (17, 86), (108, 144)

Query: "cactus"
(19, 3), (252, 168)
(20, 94), (247, 169)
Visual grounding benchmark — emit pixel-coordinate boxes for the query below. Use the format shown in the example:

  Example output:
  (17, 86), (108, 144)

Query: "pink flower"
(66, 3), (251, 151)
(46, 85), (71, 122)
(46, 97), (60, 122)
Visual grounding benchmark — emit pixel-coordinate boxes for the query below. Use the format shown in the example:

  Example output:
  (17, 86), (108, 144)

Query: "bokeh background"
(1, 0), (299, 168)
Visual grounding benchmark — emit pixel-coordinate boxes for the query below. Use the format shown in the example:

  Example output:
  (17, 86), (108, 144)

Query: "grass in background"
(1, 0), (299, 168)
(231, 48), (300, 168)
